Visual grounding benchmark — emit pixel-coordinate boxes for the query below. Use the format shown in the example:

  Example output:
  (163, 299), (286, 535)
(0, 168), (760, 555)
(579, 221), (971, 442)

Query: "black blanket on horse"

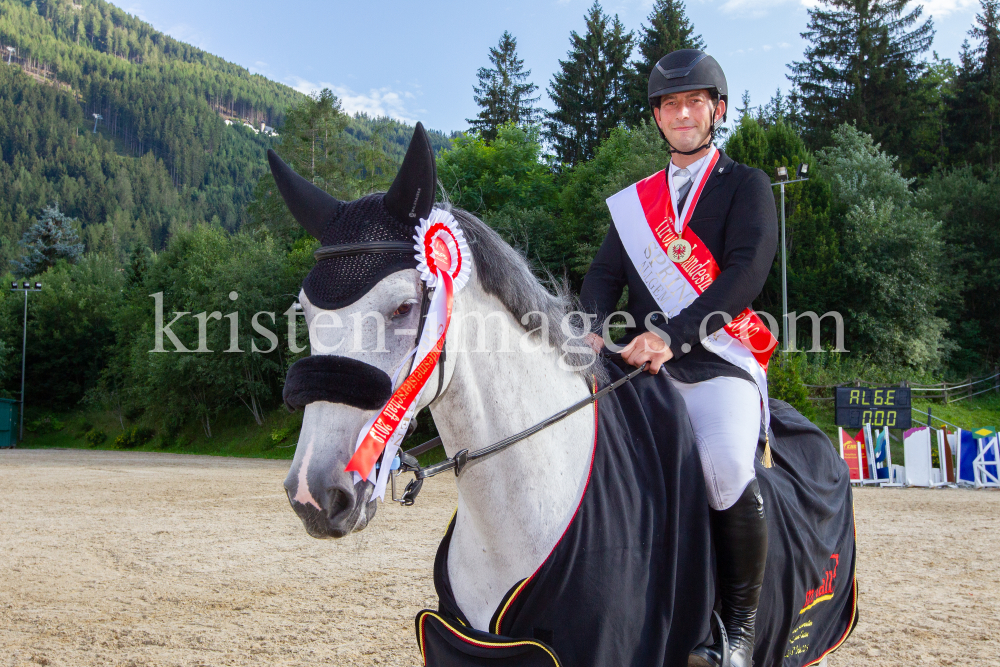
(416, 366), (857, 667)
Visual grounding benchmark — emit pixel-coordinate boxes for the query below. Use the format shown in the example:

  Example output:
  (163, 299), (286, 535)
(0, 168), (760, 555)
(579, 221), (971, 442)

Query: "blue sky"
(121, 0), (983, 134)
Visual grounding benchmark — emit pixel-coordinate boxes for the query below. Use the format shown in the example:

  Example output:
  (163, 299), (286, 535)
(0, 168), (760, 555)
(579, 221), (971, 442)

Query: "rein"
(310, 238), (648, 507)
(389, 360), (649, 506)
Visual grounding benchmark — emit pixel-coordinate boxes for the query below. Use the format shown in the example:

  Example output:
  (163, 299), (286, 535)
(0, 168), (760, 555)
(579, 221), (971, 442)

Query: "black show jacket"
(580, 151), (778, 385)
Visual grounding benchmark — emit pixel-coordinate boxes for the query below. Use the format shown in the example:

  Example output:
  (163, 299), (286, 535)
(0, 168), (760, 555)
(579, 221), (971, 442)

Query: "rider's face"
(653, 90), (725, 154)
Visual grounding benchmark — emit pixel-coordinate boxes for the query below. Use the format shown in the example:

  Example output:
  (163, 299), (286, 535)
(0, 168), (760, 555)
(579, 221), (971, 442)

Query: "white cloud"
(796, 0), (972, 13)
(120, 3), (146, 21)
(915, 0), (977, 17)
(163, 23), (209, 49)
(287, 77), (421, 124)
(718, 0), (797, 18)
(719, 0), (971, 19)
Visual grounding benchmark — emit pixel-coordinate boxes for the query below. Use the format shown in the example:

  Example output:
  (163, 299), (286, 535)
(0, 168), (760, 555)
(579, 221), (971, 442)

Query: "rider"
(580, 50), (777, 667)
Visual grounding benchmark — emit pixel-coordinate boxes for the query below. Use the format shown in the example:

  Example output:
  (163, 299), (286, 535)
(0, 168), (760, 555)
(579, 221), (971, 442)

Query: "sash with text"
(605, 150), (778, 425)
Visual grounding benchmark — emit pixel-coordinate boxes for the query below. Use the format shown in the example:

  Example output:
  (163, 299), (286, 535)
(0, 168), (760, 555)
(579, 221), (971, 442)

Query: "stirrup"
(689, 611), (731, 667)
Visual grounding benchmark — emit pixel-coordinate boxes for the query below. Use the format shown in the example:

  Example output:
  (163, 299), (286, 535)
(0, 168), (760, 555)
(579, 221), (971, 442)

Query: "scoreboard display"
(834, 386), (911, 429)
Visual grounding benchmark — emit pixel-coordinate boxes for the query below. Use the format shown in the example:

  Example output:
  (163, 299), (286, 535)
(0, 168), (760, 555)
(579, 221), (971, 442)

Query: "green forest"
(2, 0), (999, 453)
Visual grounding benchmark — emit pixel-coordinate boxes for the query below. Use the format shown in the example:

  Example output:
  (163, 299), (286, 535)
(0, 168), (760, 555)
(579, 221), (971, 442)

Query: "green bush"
(270, 426), (294, 446)
(114, 426), (155, 449)
(25, 416), (65, 434)
(85, 430), (108, 447)
(155, 434), (188, 449)
(767, 353), (816, 420)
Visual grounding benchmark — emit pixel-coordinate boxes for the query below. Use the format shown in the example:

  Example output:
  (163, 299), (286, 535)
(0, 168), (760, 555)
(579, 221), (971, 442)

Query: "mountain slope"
(0, 0), (451, 269)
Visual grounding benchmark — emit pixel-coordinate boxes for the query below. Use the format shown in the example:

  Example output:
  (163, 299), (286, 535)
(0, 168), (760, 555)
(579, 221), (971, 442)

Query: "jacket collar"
(698, 150), (734, 200)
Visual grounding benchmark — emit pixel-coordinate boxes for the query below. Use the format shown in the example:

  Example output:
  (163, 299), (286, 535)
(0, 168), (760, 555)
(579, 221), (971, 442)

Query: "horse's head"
(272, 124), (598, 540)
(272, 124), (439, 538)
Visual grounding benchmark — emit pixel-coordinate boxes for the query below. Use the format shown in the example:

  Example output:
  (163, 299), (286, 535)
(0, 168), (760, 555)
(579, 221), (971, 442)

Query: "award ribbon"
(344, 210), (470, 491)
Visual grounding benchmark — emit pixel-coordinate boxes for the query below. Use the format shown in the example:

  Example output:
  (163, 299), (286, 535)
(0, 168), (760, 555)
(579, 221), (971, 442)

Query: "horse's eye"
(392, 302), (414, 318)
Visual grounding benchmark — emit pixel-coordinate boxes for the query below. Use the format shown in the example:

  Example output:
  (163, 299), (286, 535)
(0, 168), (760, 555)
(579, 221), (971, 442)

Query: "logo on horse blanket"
(415, 367), (858, 667)
(800, 554), (839, 615)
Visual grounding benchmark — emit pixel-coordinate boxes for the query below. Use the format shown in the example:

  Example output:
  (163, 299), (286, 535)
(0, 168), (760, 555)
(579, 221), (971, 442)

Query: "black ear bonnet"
(267, 122), (438, 310)
(283, 355), (394, 411)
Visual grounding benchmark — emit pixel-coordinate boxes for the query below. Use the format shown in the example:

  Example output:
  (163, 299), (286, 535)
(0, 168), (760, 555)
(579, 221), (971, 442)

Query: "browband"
(314, 241), (415, 262)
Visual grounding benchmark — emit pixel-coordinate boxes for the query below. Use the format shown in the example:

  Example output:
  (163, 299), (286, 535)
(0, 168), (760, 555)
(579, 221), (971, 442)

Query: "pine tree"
(11, 204), (84, 278)
(788, 0), (934, 161)
(278, 88), (354, 198)
(948, 0), (1000, 168)
(467, 31), (541, 141)
(625, 0), (706, 126)
(546, 2), (634, 165)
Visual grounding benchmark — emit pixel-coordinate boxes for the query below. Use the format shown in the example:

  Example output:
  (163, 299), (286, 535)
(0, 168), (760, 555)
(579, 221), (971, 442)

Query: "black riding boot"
(689, 479), (768, 667)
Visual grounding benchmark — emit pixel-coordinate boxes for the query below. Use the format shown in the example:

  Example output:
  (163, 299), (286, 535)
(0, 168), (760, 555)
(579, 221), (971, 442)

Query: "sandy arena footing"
(0, 449), (997, 666)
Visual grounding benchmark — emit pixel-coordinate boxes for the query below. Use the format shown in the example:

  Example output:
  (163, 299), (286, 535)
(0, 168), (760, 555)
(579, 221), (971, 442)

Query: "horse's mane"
(440, 203), (606, 384)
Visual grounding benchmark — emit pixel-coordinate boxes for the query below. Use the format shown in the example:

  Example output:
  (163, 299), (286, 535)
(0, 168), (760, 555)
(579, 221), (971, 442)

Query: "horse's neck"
(429, 288), (596, 630)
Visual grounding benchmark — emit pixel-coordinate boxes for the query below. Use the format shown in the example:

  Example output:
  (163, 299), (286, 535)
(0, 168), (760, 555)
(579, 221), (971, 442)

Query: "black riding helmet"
(648, 49), (728, 155)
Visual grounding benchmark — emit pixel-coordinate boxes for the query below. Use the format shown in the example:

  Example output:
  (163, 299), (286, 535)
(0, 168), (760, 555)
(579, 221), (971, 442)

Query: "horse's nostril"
(324, 487), (352, 518)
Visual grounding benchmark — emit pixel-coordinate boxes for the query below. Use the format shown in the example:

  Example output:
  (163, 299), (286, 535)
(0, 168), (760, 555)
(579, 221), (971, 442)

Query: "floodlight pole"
(10, 282), (41, 444)
(770, 175), (809, 352)
(19, 289), (26, 441)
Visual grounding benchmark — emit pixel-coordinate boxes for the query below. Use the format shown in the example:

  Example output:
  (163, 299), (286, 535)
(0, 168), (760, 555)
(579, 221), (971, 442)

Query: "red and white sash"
(605, 149), (777, 427)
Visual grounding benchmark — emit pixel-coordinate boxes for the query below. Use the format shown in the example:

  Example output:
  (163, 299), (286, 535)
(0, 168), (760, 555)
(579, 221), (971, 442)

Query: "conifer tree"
(278, 88), (353, 198)
(626, 0), (706, 126)
(788, 0), (934, 160)
(546, 2), (634, 165)
(11, 204), (84, 278)
(467, 31), (541, 141)
(948, 0), (1000, 168)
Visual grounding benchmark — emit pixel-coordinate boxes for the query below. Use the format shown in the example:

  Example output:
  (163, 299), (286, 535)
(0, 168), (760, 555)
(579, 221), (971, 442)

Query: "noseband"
(283, 355), (393, 411)
(297, 240), (648, 506)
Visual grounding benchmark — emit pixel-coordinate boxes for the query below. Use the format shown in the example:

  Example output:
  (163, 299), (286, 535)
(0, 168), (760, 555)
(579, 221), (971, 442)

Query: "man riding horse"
(581, 50), (778, 667)
(269, 49), (858, 666)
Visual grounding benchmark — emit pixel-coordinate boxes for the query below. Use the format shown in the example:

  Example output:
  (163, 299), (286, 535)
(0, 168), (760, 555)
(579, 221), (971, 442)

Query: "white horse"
(271, 125), (857, 667)
(285, 205), (598, 630)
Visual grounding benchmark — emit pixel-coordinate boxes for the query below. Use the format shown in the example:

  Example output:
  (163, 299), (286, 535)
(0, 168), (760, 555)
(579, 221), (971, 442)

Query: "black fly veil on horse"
(272, 123), (438, 411)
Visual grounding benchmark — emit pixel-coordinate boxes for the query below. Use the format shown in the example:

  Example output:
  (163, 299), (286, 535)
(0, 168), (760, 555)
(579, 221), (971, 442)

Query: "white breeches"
(669, 376), (762, 511)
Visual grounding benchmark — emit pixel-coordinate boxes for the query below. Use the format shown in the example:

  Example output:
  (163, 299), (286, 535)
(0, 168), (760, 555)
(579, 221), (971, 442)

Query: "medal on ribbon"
(667, 238), (692, 263)
(345, 209), (471, 499)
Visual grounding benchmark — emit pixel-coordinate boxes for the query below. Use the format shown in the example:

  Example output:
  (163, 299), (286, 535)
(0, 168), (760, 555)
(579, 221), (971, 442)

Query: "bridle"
(389, 362), (647, 505)
(312, 239), (449, 405)
(310, 239), (648, 507)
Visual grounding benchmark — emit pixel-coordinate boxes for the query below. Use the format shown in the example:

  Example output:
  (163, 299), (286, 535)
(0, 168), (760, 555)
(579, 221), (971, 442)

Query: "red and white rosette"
(345, 209), (472, 499)
(414, 209), (471, 291)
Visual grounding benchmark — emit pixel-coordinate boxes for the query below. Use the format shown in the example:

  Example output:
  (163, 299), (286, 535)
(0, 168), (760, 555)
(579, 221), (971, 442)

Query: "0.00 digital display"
(834, 387), (911, 429)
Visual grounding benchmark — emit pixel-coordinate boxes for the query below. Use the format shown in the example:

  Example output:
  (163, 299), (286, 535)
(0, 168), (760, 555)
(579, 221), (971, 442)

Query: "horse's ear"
(267, 149), (343, 240)
(384, 122), (436, 224)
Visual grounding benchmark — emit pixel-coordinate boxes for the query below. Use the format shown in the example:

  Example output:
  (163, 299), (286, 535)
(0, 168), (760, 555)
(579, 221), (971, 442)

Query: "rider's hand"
(584, 332), (605, 354)
(621, 332), (674, 374)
